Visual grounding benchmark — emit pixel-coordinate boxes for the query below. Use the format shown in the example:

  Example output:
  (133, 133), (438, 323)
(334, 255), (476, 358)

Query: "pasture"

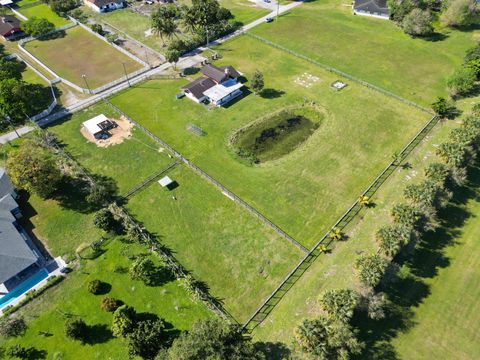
(47, 103), (175, 195)
(15, 0), (70, 27)
(110, 35), (429, 249)
(250, 0), (479, 106)
(125, 165), (303, 322)
(24, 26), (142, 89)
(0, 240), (211, 359)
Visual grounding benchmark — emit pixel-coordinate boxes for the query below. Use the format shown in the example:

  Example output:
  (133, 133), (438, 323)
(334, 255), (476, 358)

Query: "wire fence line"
(242, 114), (440, 332)
(103, 99), (310, 254)
(244, 32), (433, 115)
(121, 161), (179, 199)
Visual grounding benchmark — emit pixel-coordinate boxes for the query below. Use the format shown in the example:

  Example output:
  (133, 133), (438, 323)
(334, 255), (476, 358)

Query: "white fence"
(18, 21), (151, 95)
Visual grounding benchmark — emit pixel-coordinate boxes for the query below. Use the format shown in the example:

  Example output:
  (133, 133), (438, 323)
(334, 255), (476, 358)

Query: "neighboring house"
(182, 64), (244, 107)
(0, 168), (41, 297)
(84, 0), (126, 13)
(353, 0), (389, 19)
(0, 15), (22, 41)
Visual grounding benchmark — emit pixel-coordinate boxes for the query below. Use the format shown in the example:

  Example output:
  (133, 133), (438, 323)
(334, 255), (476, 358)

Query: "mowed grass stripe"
(125, 165), (304, 323)
(24, 26), (142, 89)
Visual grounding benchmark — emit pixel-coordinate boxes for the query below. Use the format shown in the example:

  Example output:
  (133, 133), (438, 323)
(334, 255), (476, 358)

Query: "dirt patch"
(80, 116), (133, 148)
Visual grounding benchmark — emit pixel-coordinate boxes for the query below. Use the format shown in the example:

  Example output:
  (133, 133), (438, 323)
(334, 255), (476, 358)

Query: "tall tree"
(441, 0), (478, 27)
(319, 289), (358, 323)
(294, 316), (364, 359)
(6, 141), (61, 198)
(354, 254), (387, 289)
(127, 319), (166, 359)
(250, 70), (264, 95)
(21, 17), (55, 37)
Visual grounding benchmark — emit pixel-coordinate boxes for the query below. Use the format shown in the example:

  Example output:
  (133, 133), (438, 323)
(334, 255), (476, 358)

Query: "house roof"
(203, 81), (243, 102)
(201, 64), (240, 83)
(83, 114), (109, 135)
(354, 0), (388, 16)
(0, 194), (38, 285)
(0, 15), (21, 37)
(0, 168), (14, 199)
(182, 76), (216, 99)
(86, 0), (123, 7)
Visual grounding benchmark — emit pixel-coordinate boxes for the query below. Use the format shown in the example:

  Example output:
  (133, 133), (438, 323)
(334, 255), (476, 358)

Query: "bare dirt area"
(80, 116), (134, 147)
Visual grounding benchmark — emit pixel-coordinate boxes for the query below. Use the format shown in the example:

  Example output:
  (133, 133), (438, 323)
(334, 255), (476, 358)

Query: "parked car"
(145, 0), (154, 4)
(265, 17), (273, 23)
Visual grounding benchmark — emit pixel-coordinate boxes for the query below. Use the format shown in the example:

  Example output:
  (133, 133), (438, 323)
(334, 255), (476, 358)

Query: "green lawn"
(21, 65), (47, 85)
(252, 118), (459, 344)
(391, 178), (480, 359)
(111, 35), (428, 249)
(250, 0), (479, 106)
(47, 103), (175, 195)
(16, 0), (70, 27)
(125, 165), (304, 323)
(220, 0), (270, 24)
(24, 26), (142, 89)
(0, 240), (212, 359)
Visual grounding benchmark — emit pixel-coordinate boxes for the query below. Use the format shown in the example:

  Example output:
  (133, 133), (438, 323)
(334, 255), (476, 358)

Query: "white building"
(84, 0), (125, 13)
(82, 114), (118, 139)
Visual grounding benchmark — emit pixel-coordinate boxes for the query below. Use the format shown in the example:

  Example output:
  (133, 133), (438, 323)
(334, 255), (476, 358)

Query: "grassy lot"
(220, 0), (270, 24)
(252, 115), (460, 344)
(390, 176), (480, 359)
(21, 65), (47, 85)
(47, 103), (175, 195)
(125, 165), (304, 323)
(24, 26), (142, 89)
(15, 0), (70, 27)
(111, 35), (428, 248)
(0, 239), (212, 359)
(250, 0), (479, 106)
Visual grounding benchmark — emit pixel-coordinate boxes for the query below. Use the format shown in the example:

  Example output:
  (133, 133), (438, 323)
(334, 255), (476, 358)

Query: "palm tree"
(359, 195), (370, 207)
(318, 244), (329, 254)
(329, 227), (343, 241)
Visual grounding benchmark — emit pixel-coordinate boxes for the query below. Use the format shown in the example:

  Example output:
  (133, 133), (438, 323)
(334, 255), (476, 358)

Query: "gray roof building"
(353, 0), (389, 18)
(0, 168), (38, 290)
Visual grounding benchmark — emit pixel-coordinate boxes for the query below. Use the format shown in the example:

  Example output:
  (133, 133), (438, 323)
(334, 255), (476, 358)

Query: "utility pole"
(122, 63), (131, 87)
(82, 74), (92, 94)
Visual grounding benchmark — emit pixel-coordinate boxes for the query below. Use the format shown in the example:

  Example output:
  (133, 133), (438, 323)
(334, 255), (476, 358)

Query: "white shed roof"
(82, 114), (108, 135)
(203, 82), (243, 102)
(158, 176), (173, 187)
(0, 0), (13, 5)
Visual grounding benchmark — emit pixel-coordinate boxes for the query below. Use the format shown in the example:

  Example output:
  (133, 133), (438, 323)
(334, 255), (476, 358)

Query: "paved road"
(0, 1), (303, 142)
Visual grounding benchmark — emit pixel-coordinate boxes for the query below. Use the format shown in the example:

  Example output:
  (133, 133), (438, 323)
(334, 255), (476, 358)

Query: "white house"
(84, 0), (125, 13)
(182, 64), (244, 106)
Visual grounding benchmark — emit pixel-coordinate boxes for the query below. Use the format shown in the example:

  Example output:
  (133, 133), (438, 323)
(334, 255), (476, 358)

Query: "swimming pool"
(0, 269), (49, 310)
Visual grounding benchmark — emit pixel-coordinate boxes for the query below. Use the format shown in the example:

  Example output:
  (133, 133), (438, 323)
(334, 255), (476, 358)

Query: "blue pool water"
(0, 269), (49, 310)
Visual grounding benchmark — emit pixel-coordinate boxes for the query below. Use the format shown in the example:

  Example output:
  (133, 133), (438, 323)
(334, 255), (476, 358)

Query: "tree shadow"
(259, 88), (285, 99)
(84, 324), (114, 345)
(422, 32), (448, 42)
(354, 164), (480, 359)
(39, 30), (66, 41)
(254, 341), (292, 360)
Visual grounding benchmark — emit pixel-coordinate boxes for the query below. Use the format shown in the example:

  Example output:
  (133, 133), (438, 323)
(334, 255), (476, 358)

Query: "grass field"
(15, 0), (70, 27)
(252, 118), (459, 344)
(47, 103), (175, 195)
(220, 0), (270, 24)
(390, 175), (480, 359)
(21, 65), (47, 85)
(126, 165), (303, 322)
(250, 0), (479, 106)
(24, 26), (142, 89)
(0, 240), (211, 359)
(111, 35), (429, 249)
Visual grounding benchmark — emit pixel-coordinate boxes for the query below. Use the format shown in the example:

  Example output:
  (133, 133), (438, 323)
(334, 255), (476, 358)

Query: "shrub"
(250, 70), (264, 95)
(0, 317), (27, 338)
(90, 23), (103, 35)
(402, 9), (433, 36)
(65, 318), (88, 343)
(112, 305), (137, 337)
(441, 0), (478, 28)
(447, 66), (476, 97)
(88, 279), (109, 295)
(101, 297), (122, 312)
(127, 319), (166, 359)
(5, 345), (34, 359)
(354, 254), (387, 288)
(21, 17), (55, 37)
(93, 208), (116, 232)
(319, 289), (358, 323)
(129, 257), (158, 286)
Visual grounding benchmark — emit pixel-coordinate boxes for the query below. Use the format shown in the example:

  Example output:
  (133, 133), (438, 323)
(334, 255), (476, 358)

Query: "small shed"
(82, 114), (117, 139)
(158, 176), (173, 188)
